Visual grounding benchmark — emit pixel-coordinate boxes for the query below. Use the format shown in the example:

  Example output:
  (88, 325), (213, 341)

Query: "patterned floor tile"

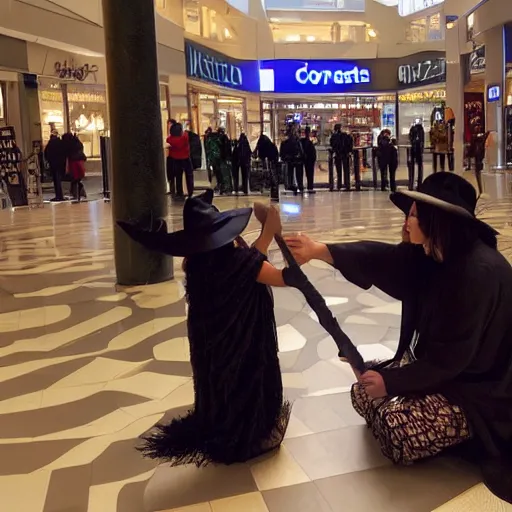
(210, 492), (269, 512)
(432, 483), (512, 512)
(262, 482), (332, 512)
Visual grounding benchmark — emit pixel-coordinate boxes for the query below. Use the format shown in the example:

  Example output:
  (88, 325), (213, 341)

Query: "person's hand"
(265, 205), (282, 236)
(283, 233), (318, 265)
(359, 370), (388, 399)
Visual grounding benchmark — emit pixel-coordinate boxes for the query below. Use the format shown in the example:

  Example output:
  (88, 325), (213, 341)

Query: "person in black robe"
(284, 172), (512, 504)
(118, 190), (293, 466)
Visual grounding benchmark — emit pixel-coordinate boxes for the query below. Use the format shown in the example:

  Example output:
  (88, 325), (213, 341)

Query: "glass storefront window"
(39, 78), (65, 145)
(270, 21), (368, 43)
(160, 84), (170, 143)
(67, 84), (108, 158)
(405, 13), (443, 42)
(184, 2), (235, 42)
(398, 88), (446, 145)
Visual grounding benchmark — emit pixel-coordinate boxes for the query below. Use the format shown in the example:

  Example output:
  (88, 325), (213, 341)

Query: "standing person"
(187, 128), (203, 171)
(470, 124), (489, 197)
(301, 126), (317, 193)
(62, 132), (87, 202)
(377, 129), (392, 191)
(218, 127), (233, 195)
(254, 134), (279, 196)
(204, 127), (214, 182)
(117, 190), (295, 466)
(232, 133), (251, 195)
(280, 126), (304, 194)
(409, 120), (425, 187)
(285, 172), (512, 504)
(389, 137), (399, 193)
(166, 120), (178, 196)
(44, 130), (66, 202)
(330, 124), (353, 191)
(167, 123), (194, 198)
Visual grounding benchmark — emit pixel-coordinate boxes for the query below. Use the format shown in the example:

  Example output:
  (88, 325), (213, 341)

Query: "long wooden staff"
(255, 204), (366, 375)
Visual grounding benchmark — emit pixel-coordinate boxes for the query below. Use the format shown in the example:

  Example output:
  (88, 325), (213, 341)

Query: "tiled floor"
(1, 182), (512, 512)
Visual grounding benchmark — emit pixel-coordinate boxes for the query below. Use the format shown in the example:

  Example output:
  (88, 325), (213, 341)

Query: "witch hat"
(117, 189), (252, 257)
(390, 172), (498, 236)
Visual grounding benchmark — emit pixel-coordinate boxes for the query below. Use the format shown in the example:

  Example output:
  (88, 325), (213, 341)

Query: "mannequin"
(408, 119), (425, 189)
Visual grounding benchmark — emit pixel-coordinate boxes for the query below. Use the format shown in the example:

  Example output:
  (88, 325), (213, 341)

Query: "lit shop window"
(68, 85), (108, 159)
(270, 21), (373, 43)
(264, 0), (364, 11)
(405, 13), (443, 42)
(184, 1), (236, 42)
(39, 80), (65, 145)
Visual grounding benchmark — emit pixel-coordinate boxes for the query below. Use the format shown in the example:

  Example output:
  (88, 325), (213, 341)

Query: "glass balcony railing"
(264, 0), (365, 12)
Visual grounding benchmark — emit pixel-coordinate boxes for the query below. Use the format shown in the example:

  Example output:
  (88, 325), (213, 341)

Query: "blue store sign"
(185, 41), (259, 92)
(259, 60), (371, 94)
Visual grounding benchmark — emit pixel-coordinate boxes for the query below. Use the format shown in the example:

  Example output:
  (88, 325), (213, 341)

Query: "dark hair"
(304, 126), (311, 136)
(416, 202), (497, 262)
(170, 122), (183, 137)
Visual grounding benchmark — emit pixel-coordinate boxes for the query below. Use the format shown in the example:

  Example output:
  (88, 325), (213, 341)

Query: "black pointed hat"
(117, 189), (252, 257)
(390, 172), (498, 236)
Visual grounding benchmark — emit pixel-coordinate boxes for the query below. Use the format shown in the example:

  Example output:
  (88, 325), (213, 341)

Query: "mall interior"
(1, 0), (512, 511)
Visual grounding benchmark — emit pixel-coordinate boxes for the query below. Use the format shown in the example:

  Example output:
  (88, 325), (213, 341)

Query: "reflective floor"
(1, 186), (512, 512)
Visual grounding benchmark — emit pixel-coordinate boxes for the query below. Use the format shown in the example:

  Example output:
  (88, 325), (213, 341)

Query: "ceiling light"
(367, 28), (377, 38)
(285, 34), (300, 42)
(306, 35), (316, 42)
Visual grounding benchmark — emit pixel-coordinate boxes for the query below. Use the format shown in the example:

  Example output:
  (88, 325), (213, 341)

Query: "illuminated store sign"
(398, 0), (444, 16)
(470, 46), (486, 75)
(259, 60), (371, 94)
(487, 85), (500, 103)
(398, 58), (446, 86)
(185, 41), (259, 92)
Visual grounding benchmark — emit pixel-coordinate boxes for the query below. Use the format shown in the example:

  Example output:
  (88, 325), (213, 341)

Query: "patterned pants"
(351, 380), (471, 465)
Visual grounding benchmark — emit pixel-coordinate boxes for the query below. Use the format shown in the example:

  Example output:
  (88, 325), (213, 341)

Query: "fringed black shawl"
(139, 244), (290, 466)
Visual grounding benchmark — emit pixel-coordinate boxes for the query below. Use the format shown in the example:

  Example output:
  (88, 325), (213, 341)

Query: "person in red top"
(167, 123), (194, 198)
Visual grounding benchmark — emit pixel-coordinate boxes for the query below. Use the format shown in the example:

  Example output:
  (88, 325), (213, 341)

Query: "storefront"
(259, 58), (399, 145)
(505, 23), (512, 166)
(30, 43), (172, 158)
(396, 52), (447, 146)
(185, 40), (261, 144)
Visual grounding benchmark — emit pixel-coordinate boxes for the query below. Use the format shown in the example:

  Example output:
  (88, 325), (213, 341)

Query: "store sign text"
(295, 63), (370, 86)
(398, 58), (446, 86)
(186, 45), (243, 88)
(54, 61), (98, 82)
(470, 46), (486, 74)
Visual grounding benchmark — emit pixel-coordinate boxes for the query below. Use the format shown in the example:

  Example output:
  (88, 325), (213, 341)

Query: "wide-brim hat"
(117, 189), (252, 257)
(390, 172), (498, 236)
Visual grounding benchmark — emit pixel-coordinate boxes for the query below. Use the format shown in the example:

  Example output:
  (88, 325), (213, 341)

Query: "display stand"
(0, 127), (27, 207)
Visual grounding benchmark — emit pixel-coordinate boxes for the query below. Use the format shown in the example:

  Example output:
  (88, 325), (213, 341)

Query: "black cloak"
(327, 240), (512, 503)
(139, 244), (291, 466)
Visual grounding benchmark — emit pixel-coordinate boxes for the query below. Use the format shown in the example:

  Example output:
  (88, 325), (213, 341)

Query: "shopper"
(284, 172), (512, 504)
(301, 126), (317, 193)
(377, 129), (393, 191)
(330, 124), (353, 191)
(167, 122), (194, 198)
(62, 132), (86, 202)
(470, 124), (489, 197)
(187, 129), (203, 171)
(389, 137), (399, 193)
(44, 130), (66, 202)
(280, 125), (304, 194)
(118, 191), (294, 467)
(232, 133), (251, 195)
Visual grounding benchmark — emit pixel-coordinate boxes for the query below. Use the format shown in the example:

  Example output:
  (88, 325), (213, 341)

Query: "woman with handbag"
(62, 132), (87, 202)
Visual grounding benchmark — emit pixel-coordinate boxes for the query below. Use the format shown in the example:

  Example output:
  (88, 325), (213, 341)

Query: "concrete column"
(102, 0), (173, 285)
(484, 25), (505, 169)
(445, 24), (465, 173)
